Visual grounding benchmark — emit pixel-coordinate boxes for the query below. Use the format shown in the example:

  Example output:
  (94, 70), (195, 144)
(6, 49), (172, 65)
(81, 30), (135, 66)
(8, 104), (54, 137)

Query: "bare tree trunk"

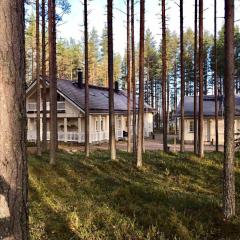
(84, 0), (90, 157)
(223, 0), (236, 219)
(198, 0), (204, 158)
(167, 76), (170, 134)
(174, 61), (177, 152)
(42, 0), (47, 152)
(162, 0), (168, 152)
(136, 0), (145, 167)
(32, 43), (35, 81)
(127, 0), (131, 153)
(36, 0), (41, 156)
(180, 0), (185, 152)
(108, 0), (117, 161)
(48, 0), (57, 165)
(194, 0), (198, 154)
(214, 0), (219, 152)
(131, 0), (137, 155)
(0, 1), (28, 238)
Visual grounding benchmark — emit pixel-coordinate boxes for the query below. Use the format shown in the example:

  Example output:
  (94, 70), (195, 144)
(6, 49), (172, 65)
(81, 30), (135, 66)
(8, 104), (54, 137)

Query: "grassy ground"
(29, 150), (240, 240)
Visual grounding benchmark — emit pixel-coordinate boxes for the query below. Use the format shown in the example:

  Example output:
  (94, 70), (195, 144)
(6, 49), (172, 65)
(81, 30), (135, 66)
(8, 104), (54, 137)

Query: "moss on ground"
(29, 150), (240, 240)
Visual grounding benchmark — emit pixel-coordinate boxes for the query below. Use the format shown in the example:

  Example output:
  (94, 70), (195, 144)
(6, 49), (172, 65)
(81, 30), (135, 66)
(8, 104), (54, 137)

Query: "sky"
(57, 0), (239, 56)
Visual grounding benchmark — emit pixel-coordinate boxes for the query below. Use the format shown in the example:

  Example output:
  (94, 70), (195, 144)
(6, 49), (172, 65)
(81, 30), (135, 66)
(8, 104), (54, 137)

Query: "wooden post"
(64, 118), (68, 143)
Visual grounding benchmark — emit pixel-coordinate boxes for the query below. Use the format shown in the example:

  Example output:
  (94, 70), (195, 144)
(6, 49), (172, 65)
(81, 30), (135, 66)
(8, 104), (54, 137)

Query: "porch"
(27, 115), (125, 143)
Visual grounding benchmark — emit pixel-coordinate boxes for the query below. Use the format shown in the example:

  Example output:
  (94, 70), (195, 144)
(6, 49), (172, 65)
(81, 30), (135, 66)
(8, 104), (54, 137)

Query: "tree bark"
(136, 0), (145, 167)
(127, 0), (131, 153)
(180, 0), (185, 152)
(162, 0), (168, 152)
(84, 0), (90, 157)
(198, 0), (204, 158)
(36, 0), (41, 156)
(214, 0), (219, 152)
(0, 1), (28, 238)
(48, 0), (58, 164)
(131, 0), (137, 155)
(108, 0), (117, 161)
(174, 61), (177, 152)
(194, 0), (198, 155)
(223, 0), (235, 219)
(42, 0), (47, 152)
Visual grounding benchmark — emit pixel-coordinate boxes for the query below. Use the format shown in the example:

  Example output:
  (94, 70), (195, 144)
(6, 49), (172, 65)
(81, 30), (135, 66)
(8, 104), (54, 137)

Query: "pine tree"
(136, 0), (145, 167)
(194, 0), (198, 154)
(214, 0), (219, 152)
(84, 0), (90, 157)
(223, 0), (236, 219)
(36, 0), (41, 156)
(180, 0), (185, 152)
(198, 0), (204, 158)
(0, 1), (28, 238)
(42, 0), (47, 152)
(49, 0), (58, 165)
(131, 0), (137, 155)
(162, 0), (168, 152)
(108, 0), (117, 161)
(127, 0), (131, 152)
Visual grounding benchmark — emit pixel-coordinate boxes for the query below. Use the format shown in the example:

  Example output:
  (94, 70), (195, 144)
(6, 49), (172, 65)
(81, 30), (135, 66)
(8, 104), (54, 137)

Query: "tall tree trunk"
(84, 0), (90, 157)
(194, 0), (198, 154)
(180, 0), (185, 152)
(136, 0), (145, 167)
(162, 0), (168, 152)
(36, 0), (41, 156)
(174, 61), (178, 152)
(49, 0), (57, 165)
(131, 0), (137, 155)
(151, 74), (154, 108)
(214, 0), (219, 152)
(198, 0), (204, 158)
(108, 0), (117, 161)
(223, 0), (235, 219)
(42, 0), (47, 152)
(0, 1), (28, 238)
(167, 76), (170, 134)
(127, 0), (131, 153)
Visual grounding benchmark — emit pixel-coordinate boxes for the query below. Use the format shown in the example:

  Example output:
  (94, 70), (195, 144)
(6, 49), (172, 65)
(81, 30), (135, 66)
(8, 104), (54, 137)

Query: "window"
(101, 119), (104, 131)
(117, 118), (121, 129)
(189, 121), (194, 133)
(95, 120), (100, 132)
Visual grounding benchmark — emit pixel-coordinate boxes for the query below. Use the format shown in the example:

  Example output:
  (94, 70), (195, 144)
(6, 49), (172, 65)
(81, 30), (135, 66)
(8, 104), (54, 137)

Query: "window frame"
(189, 120), (194, 133)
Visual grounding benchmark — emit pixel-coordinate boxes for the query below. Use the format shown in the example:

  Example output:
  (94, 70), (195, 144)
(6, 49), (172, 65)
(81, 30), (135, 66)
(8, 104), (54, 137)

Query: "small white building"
(26, 77), (154, 144)
(176, 95), (240, 145)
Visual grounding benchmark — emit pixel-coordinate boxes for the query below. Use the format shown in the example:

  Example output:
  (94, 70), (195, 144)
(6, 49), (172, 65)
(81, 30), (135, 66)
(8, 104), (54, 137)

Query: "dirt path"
(31, 139), (222, 154)
(28, 139), (223, 154)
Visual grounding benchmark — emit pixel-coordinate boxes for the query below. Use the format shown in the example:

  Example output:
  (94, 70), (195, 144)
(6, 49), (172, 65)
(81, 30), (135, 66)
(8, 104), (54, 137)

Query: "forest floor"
(29, 150), (240, 240)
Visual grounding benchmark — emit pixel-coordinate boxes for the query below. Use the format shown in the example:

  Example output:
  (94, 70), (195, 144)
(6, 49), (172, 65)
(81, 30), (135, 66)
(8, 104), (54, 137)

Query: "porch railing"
(27, 130), (123, 143)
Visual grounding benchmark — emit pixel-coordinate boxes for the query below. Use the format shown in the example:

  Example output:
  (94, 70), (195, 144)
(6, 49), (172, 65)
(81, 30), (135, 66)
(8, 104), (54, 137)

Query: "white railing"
(27, 101), (65, 112)
(67, 132), (79, 142)
(116, 129), (123, 139)
(90, 131), (109, 142)
(27, 129), (151, 143)
(28, 130), (111, 143)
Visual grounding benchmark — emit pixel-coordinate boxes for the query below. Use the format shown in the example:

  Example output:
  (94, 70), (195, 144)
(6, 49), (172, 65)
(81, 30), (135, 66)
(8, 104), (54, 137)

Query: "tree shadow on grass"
(29, 150), (240, 240)
(29, 181), (81, 240)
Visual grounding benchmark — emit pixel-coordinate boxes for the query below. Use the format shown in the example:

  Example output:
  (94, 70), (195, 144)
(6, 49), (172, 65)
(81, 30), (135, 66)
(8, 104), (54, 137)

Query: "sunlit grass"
(29, 150), (240, 239)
